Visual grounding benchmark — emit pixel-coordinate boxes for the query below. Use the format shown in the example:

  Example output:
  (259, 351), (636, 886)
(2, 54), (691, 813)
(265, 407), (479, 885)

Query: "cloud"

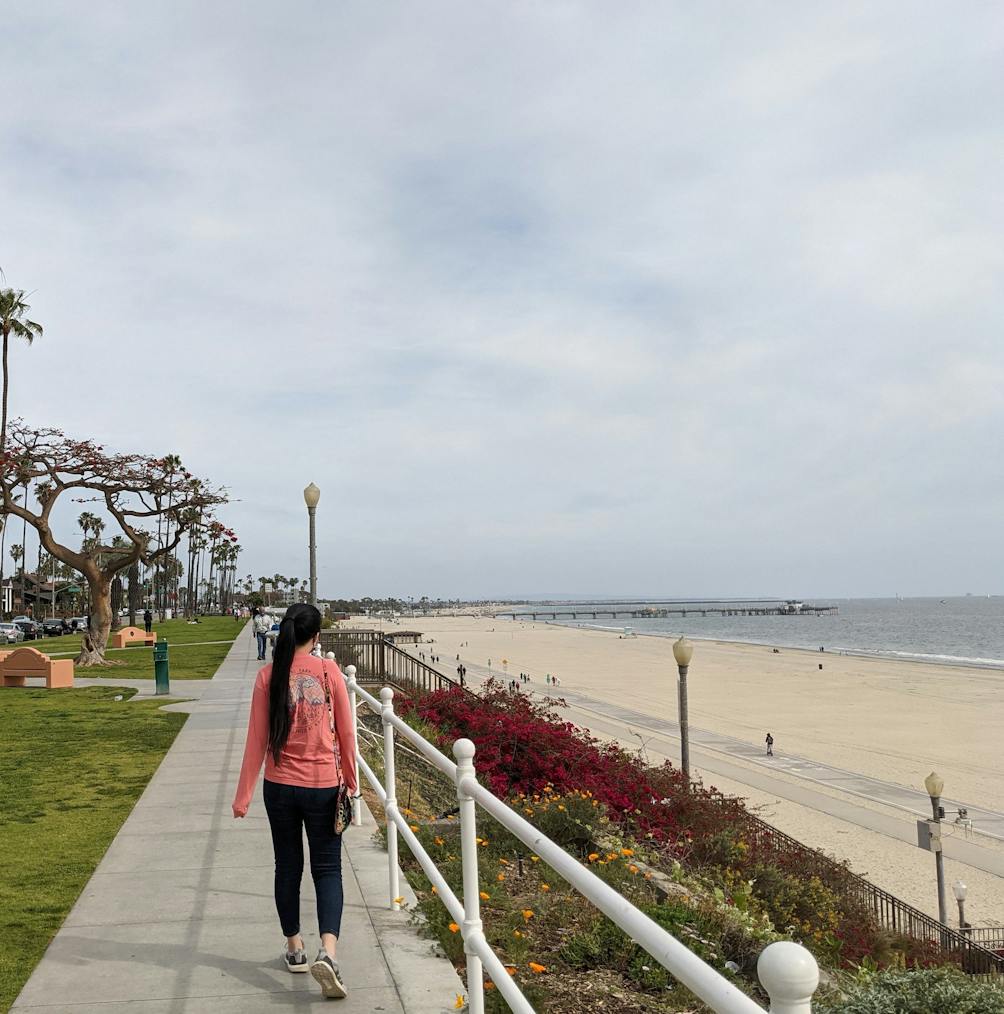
(2, 1), (1002, 597)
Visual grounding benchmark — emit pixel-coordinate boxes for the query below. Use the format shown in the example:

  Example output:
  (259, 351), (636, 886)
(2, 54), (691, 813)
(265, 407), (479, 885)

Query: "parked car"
(68, 616), (89, 632)
(41, 618), (70, 637)
(14, 620), (40, 640)
(0, 622), (24, 644)
(11, 615), (32, 625)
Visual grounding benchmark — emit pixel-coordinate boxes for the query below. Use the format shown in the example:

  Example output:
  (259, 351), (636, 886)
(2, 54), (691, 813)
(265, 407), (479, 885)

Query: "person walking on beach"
(232, 603), (358, 999)
(765, 732), (774, 757)
(252, 607), (271, 661)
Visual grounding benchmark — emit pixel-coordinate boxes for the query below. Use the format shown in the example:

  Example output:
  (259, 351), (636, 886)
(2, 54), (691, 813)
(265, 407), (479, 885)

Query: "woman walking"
(232, 603), (357, 998)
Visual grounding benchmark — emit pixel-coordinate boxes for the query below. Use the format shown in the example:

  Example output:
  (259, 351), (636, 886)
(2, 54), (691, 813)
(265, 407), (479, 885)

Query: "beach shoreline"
(506, 616), (1004, 672)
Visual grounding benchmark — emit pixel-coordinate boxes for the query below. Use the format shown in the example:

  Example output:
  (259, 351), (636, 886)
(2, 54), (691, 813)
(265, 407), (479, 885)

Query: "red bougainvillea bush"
(397, 679), (716, 844)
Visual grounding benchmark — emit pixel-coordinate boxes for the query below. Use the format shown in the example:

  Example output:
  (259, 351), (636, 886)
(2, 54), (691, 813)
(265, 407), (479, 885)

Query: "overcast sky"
(3, 2), (1002, 599)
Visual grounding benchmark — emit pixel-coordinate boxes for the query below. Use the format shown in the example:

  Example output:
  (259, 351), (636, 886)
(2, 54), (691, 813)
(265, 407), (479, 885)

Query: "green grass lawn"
(23, 616), (247, 679)
(0, 686), (187, 1010)
(28, 616), (245, 656)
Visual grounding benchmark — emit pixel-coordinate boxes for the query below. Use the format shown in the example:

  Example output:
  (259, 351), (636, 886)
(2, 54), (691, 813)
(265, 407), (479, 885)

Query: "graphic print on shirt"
(288, 671), (326, 735)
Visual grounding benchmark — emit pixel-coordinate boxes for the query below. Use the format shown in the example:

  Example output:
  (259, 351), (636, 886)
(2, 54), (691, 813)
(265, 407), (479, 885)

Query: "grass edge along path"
(0, 686), (187, 1012)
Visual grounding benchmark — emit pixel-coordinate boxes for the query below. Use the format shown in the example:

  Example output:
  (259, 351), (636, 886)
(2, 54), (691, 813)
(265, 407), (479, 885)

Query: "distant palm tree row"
(240, 573), (310, 607)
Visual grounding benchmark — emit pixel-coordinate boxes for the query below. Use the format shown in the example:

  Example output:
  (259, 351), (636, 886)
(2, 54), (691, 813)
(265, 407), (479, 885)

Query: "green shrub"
(819, 966), (1004, 1013)
(560, 898), (756, 994)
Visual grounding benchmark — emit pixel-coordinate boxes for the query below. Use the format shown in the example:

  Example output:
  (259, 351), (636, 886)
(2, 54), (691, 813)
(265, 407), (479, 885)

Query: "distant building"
(384, 630), (423, 645)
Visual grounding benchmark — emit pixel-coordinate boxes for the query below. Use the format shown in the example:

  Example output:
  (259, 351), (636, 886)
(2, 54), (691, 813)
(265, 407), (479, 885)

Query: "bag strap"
(320, 659), (344, 782)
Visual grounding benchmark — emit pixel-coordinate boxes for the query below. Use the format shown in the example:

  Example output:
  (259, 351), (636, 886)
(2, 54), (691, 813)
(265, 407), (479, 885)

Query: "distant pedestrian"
(143, 608), (153, 634)
(545, 673), (551, 686)
(765, 733), (774, 757)
(252, 608), (271, 660)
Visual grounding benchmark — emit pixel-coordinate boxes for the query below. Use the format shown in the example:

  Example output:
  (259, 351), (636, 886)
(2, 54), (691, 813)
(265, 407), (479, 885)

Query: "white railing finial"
(453, 737), (476, 763)
(757, 941), (818, 1013)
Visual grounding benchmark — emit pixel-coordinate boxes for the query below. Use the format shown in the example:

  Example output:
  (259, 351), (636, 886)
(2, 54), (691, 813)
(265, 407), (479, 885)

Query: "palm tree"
(0, 289), (43, 453)
(0, 490), (22, 619)
(9, 543), (22, 611)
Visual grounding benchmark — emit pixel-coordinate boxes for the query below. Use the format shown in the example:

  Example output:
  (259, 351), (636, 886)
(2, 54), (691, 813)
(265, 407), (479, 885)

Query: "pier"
(493, 599), (838, 621)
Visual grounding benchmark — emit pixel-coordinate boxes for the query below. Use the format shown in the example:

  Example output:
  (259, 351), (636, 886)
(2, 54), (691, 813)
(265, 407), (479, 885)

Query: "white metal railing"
(334, 660), (819, 1014)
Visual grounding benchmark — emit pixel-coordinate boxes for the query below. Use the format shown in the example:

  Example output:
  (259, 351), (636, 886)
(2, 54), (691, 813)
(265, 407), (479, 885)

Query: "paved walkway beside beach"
(13, 633), (464, 1013)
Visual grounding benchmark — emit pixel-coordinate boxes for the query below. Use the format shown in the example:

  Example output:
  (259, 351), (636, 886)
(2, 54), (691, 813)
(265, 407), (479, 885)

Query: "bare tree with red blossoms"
(0, 420), (229, 665)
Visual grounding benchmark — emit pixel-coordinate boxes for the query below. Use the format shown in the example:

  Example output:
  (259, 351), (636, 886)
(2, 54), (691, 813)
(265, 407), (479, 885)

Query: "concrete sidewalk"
(13, 634), (464, 1013)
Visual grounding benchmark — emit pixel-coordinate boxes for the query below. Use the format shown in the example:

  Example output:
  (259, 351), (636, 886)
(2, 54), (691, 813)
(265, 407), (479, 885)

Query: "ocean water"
(515, 597), (1004, 669)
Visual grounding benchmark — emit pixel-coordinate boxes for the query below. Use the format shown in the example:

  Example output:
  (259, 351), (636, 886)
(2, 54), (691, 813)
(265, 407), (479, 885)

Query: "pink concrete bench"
(0, 646), (74, 689)
(110, 626), (156, 649)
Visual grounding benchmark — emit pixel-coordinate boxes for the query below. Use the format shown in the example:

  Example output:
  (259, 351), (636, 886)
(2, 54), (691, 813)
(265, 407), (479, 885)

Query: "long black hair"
(267, 602), (322, 764)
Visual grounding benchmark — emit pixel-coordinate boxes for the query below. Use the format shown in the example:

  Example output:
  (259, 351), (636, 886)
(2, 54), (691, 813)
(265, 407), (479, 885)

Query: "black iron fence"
(318, 629), (467, 699)
(735, 809), (1004, 975)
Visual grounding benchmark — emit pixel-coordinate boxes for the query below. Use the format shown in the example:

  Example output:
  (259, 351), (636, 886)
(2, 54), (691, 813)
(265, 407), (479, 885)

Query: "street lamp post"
(673, 636), (694, 786)
(303, 483), (320, 606)
(953, 879), (969, 932)
(924, 771), (948, 925)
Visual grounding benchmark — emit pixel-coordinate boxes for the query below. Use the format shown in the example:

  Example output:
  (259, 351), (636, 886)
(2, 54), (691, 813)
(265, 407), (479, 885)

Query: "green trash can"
(153, 641), (170, 696)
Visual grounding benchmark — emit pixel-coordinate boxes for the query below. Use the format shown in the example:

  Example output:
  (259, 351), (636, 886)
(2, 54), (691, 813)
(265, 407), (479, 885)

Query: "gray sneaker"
(284, 946), (308, 973)
(310, 950), (347, 998)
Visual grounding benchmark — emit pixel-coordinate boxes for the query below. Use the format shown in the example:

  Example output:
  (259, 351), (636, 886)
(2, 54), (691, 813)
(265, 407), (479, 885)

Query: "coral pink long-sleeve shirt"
(232, 653), (357, 815)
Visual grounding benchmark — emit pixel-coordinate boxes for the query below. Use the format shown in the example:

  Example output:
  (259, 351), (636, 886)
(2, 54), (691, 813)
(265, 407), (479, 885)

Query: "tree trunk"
(110, 575), (123, 624)
(154, 509), (164, 621)
(128, 562), (140, 627)
(20, 484), (28, 613)
(1, 329), (9, 454)
(76, 573), (114, 666)
(0, 517), (6, 619)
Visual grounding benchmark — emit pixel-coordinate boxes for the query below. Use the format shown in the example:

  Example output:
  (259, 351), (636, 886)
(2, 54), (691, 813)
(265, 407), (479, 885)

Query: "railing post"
(454, 738), (485, 1014)
(758, 942), (818, 1013)
(343, 663), (363, 827)
(380, 687), (401, 911)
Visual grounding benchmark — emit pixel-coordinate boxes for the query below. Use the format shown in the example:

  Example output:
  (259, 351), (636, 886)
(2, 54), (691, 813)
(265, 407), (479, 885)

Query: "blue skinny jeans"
(255, 632), (268, 659)
(262, 779), (344, 938)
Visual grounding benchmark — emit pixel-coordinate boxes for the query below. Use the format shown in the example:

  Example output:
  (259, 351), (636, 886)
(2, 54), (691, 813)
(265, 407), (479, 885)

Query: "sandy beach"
(351, 614), (1004, 927)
